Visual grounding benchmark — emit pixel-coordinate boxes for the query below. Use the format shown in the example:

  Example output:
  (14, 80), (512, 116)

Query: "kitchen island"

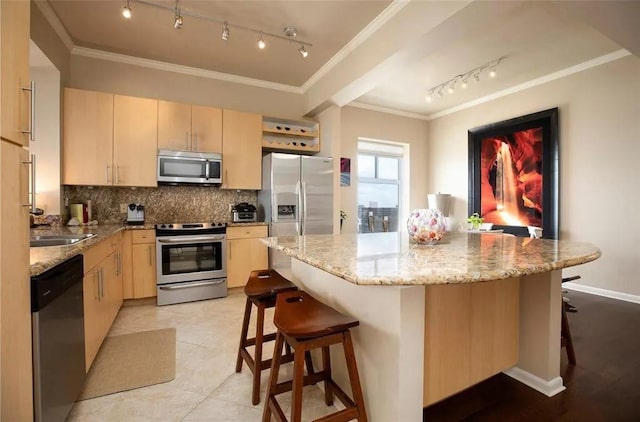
(262, 231), (600, 422)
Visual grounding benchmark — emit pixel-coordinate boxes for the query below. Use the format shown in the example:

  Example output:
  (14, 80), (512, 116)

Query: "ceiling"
(44, 0), (639, 118)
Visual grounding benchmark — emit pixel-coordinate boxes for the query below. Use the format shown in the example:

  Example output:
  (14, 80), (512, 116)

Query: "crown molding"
(300, 0), (410, 93)
(348, 101), (429, 121)
(72, 47), (303, 94)
(34, 0), (75, 51)
(425, 49), (631, 120)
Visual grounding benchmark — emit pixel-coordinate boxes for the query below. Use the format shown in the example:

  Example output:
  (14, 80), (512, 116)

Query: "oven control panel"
(155, 222), (226, 236)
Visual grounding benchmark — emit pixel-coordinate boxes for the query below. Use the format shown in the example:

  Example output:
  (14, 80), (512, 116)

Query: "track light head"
(489, 67), (497, 78)
(222, 22), (230, 41)
(298, 45), (308, 58)
(122, 1), (132, 19)
(426, 91), (433, 103)
(257, 33), (266, 49)
(174, 14), (183, 29)
(284, 26), (297, 39)
(447, 83), (455, 94)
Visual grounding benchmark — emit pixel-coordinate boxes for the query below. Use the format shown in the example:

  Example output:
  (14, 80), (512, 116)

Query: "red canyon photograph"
(480, 127), (543, 228)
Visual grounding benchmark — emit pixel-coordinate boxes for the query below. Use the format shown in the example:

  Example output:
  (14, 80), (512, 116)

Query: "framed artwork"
(468, 108), (559, 239)
(340, 157), (351, 187)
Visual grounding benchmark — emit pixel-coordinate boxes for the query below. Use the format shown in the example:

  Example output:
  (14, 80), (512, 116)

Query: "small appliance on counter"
(126, 203), (145, 225)
(232, 203), (257, 223)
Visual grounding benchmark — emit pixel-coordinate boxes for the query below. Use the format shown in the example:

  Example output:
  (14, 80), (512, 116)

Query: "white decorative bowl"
(406, 208), (447, 245)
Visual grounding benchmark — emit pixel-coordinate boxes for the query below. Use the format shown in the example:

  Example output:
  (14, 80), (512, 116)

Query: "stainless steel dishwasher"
(31, 254), (86, 422)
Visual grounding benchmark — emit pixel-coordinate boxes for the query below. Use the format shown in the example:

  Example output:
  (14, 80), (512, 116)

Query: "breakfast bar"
(262, 231), (601, 422)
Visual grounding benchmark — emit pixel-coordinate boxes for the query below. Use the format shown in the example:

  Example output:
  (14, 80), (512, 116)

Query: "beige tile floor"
(68, 289), (337, 422)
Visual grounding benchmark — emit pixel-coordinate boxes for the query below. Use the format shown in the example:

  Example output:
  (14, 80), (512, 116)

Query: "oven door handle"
(159, 279), (226, 290)
(157, 235), (225, 243)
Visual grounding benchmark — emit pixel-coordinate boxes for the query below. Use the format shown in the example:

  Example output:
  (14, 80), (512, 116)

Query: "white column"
(504, 269), (565, 396)
(291, 258), (426, 422)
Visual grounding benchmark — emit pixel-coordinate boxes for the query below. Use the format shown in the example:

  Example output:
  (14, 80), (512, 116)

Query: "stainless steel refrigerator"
(258, 153), (334, 269)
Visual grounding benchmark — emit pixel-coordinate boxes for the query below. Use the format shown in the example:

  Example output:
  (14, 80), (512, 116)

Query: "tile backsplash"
(63, 185), (257, 225)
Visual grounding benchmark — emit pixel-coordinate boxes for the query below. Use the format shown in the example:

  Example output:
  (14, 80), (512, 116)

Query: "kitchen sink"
(30, 233), (96, 247)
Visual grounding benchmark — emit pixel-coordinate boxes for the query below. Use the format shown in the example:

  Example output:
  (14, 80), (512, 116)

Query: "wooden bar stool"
(235, 269), (299, 405)
(263, 290), (368, 422)
(561, 275), (580, 365)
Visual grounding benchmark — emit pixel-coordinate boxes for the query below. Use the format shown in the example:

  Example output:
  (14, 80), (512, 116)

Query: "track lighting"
(122, 0), (312, 57)
(122, 0), (132, 19)
(425, 57), (504, 103)
(221, 21), (229, 41)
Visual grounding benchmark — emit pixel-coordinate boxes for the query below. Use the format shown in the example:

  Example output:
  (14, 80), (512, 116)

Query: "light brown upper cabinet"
(221, 109), (262, 190)
(63, 89), (158, 187)
(1, 0), (31, 147)
(63, 88), (114, 186)
(158, 100), (222, 153)
(113, 95), (158, 187)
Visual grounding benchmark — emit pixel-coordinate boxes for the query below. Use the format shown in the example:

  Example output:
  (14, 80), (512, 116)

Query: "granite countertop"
(261, 231), (601, 286)
(29, 224), (153, 276)
(30, 221), (266, 276)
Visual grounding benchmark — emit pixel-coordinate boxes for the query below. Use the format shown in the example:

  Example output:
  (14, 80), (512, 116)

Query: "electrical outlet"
(229, 203), (234, 212)
(120, 203), (128, 213)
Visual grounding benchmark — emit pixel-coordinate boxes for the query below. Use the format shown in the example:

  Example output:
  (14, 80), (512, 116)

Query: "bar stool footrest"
(313, 407), (359, 422)
(243, 332), (278, 347)
(273, 371), (326, 395)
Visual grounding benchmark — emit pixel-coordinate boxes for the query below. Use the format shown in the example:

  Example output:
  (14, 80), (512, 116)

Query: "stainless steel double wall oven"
(155, 223), (227, 305)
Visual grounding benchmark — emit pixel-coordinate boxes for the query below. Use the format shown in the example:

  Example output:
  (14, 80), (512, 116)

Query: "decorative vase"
(406, 208), (447, 245)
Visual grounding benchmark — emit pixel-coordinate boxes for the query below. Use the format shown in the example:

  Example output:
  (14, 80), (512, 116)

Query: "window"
(357, 141), (404, 233)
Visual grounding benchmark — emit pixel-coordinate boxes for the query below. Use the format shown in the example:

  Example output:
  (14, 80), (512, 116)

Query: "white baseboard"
(563, 282), (640, 305)
(503, 367), (566, 397)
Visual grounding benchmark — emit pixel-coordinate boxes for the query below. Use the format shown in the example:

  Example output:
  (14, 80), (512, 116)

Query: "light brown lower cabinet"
(131, 230), (157, 298)
(226, 225), (268, 288)
(83, 233), (123, 371)
(0, 140), (33, 421)
(423, 277), (519, 406)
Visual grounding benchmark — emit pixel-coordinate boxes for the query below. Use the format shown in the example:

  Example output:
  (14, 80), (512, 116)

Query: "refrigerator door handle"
(296, 180), (302, 235)
(301, 181), (307, 235)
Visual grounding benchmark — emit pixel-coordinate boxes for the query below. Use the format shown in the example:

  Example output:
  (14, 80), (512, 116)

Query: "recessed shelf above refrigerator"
(262, 116), (320, 154)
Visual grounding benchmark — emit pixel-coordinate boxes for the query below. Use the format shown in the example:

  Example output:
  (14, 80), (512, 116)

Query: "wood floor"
(423, 290), (640, 421)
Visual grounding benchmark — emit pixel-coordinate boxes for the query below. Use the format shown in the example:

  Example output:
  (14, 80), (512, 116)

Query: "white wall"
(30, 66), (61, 214)
(427, 55), (640, 296)
(317, 106), (342, 234)
(340, 106), (429, 233)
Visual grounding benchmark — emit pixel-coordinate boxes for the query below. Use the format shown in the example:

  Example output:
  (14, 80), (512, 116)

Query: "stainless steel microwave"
(157, 149), (222, 185)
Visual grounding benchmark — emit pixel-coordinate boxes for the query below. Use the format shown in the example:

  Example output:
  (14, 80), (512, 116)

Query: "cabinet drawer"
(227, 225), (268, 240)
(131, 230), (155, 244)
(83, 237), (115, 274)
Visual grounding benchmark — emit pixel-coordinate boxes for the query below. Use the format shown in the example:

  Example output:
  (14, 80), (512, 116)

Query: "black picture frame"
(468, 108), (559, 239)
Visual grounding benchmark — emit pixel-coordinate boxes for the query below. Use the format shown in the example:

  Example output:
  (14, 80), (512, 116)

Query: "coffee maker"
(126, 203), (145, 225)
